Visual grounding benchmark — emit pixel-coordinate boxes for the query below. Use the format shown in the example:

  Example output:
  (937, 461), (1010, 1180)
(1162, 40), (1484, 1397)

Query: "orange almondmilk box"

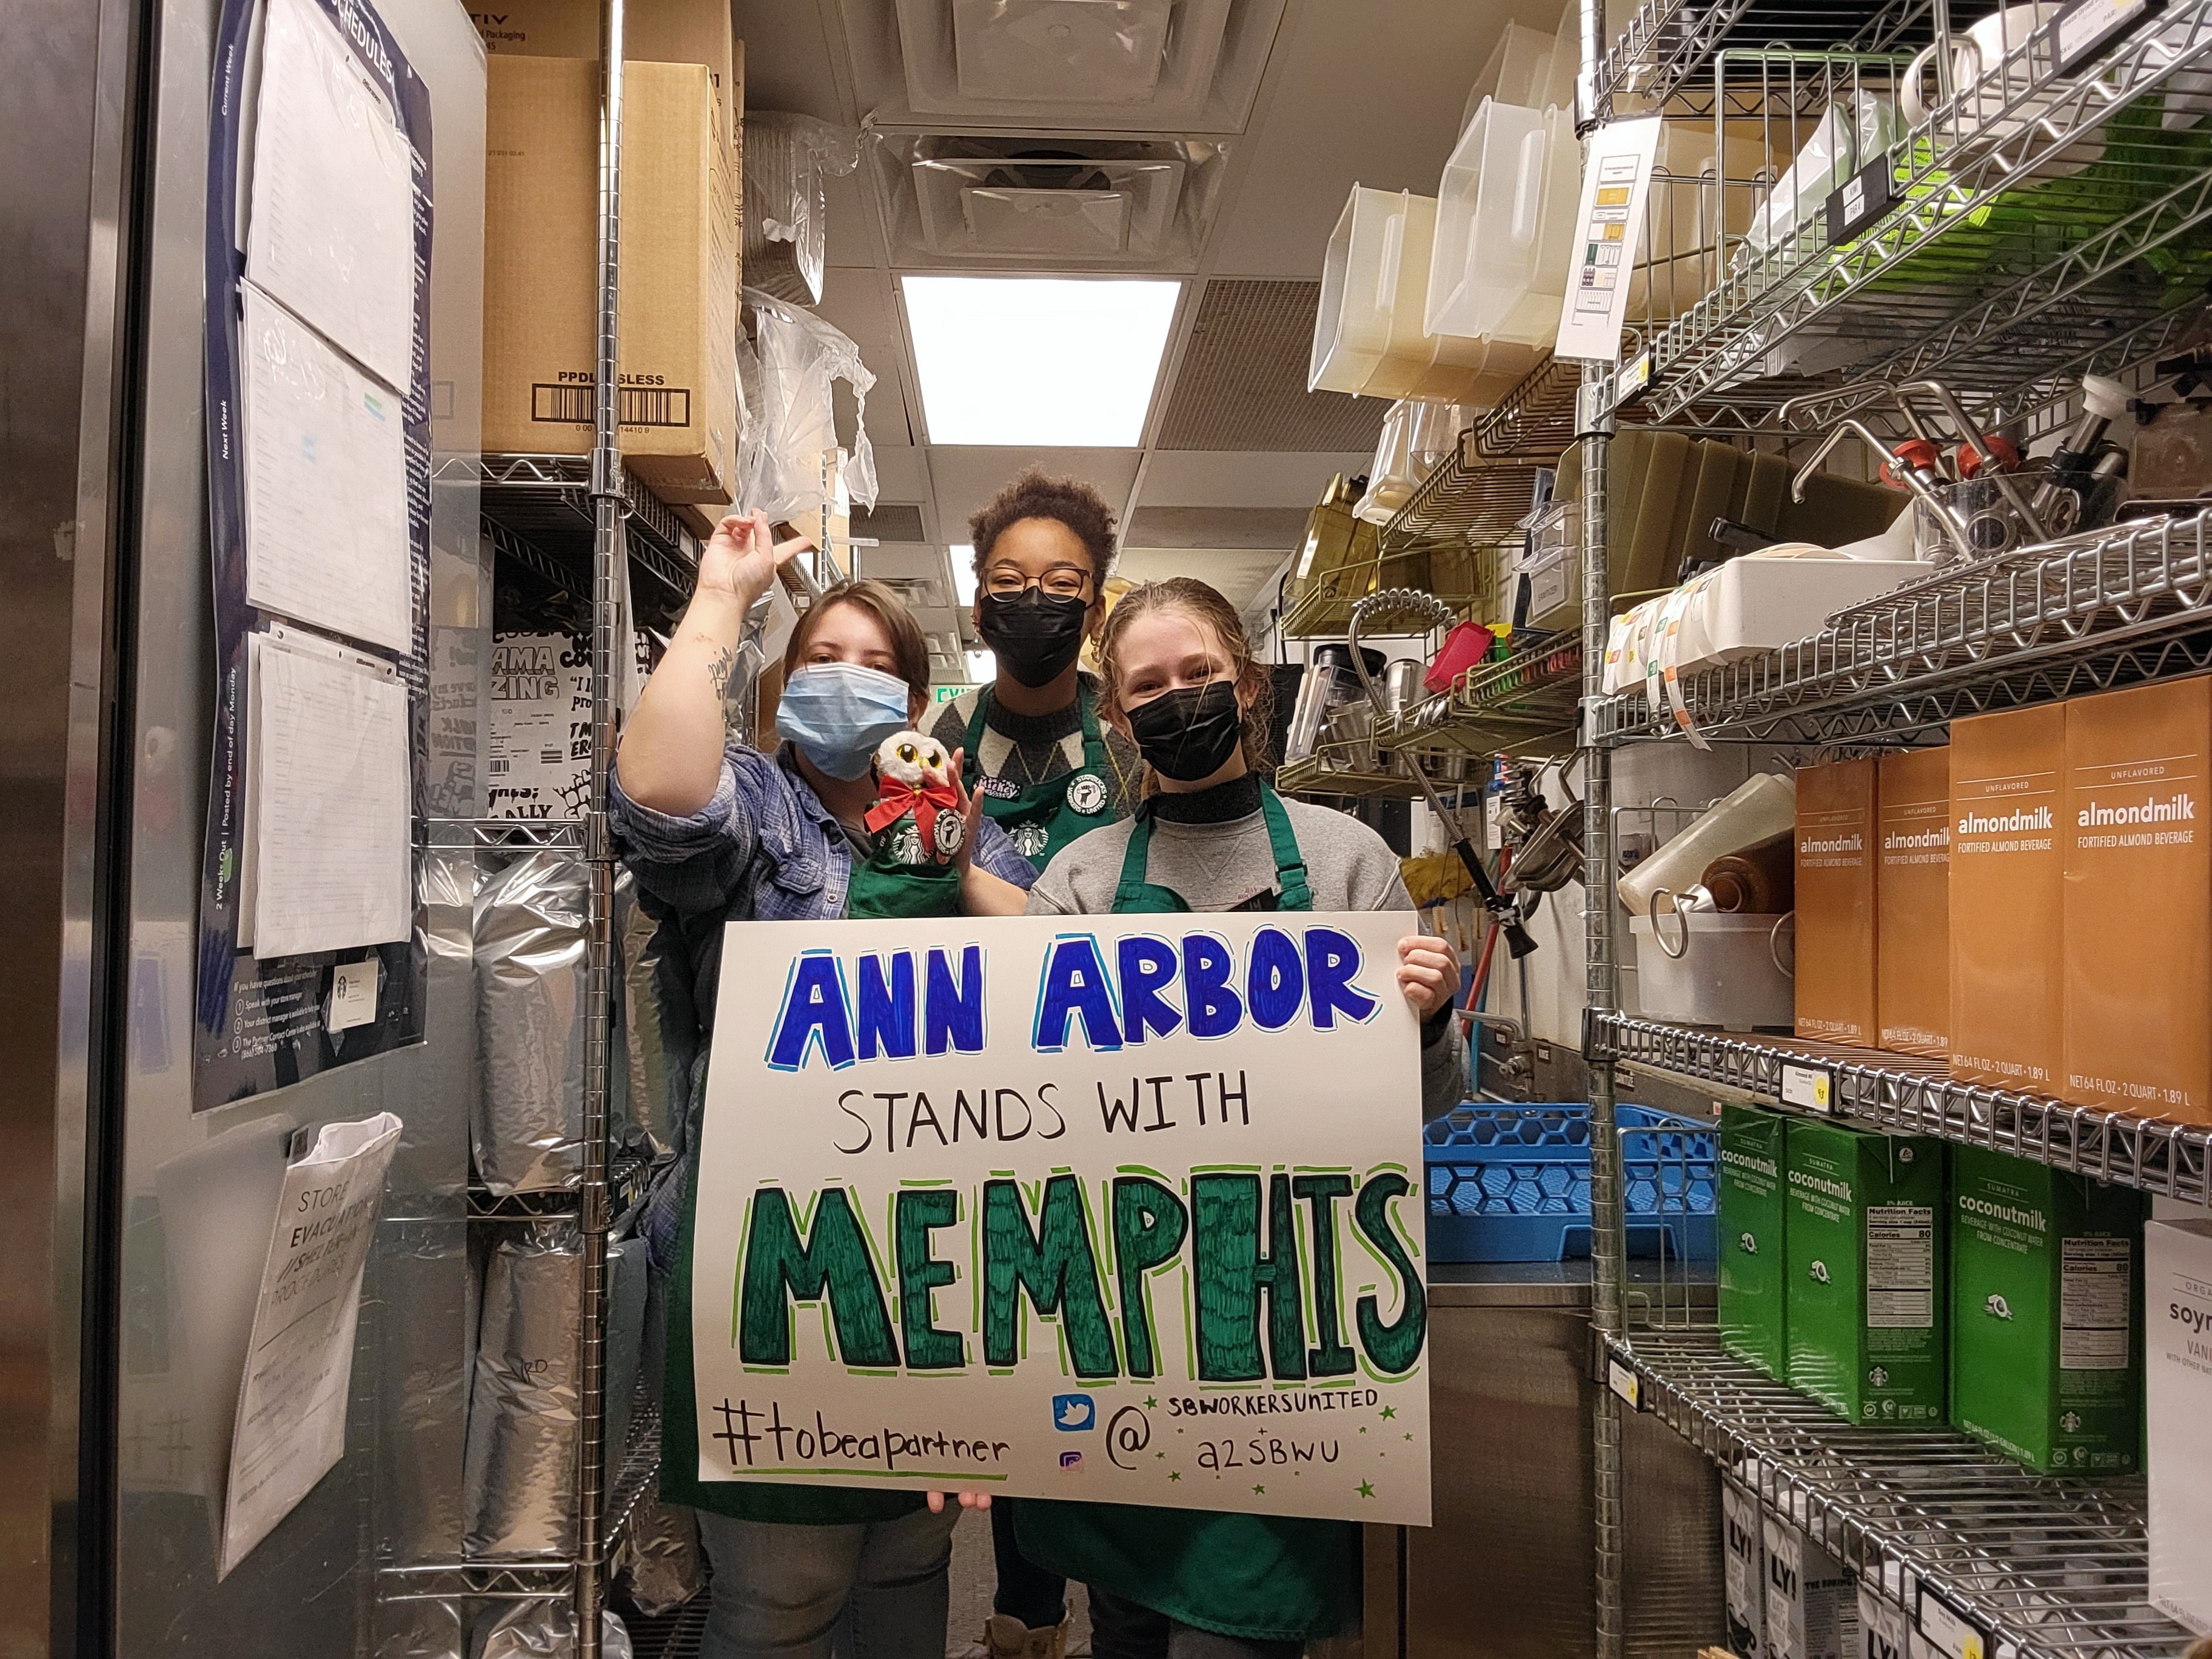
(1876, 746), (1949, 1057)
(1795, 759), (1878, 1045)
(1949, 706), (2063, 1091)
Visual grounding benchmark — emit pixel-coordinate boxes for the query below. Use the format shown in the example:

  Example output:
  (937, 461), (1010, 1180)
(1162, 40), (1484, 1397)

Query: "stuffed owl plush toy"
(862, 731), (966, 866)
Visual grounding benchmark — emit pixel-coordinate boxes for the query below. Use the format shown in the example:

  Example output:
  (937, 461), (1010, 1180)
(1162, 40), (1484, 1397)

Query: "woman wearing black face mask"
(927, 472), (1143, 880)
(1019, 577), (1466, 1659)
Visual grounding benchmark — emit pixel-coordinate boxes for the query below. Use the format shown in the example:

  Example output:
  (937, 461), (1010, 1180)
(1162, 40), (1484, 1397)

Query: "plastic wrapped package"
(743, 113), (859, 305)
(464, 1225), (650, 1558)
(615, 1495), (706, 1617)
(740, 288), (879, 529)
(615, 868), (692, 1164)
(465, 1221), (583, 1557)
(374, 1600), (467, 1659)
(376, 1221), (471, 1562)
(472, 1604), (632, 1659)
(472, 854), (585, 1195)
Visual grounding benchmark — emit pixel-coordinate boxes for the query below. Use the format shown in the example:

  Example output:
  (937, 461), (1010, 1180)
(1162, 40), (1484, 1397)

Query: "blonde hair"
(1095, 578), (1275, 777)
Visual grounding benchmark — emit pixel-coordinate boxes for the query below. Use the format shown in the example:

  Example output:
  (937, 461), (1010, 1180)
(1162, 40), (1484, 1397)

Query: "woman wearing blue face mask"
(612, 511), (1035, 1659)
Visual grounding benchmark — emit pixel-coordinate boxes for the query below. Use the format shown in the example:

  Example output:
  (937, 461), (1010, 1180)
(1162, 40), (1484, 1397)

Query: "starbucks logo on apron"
(934, 808), (967, 861)
(1010, 819), (1051, 860)
(1065, 773), (1108, 817)
(890, 820), (926, 866)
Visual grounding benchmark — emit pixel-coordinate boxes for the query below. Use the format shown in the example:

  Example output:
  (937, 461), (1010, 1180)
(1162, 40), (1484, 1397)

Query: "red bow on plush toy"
(864, 731), (964, 857)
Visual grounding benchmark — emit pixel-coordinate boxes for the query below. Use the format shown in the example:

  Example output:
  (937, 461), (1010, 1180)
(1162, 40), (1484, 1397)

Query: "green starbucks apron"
(1014, 782), (1357, 1641)
(962, 684), (1117, 868)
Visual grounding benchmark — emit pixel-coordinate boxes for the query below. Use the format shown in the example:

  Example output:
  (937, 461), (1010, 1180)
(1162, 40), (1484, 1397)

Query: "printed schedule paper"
(246, 0), (416, 391)
(218, 1112), (402, 1577)
(246, 630), (411, 959)
(240, 284), (411, 652)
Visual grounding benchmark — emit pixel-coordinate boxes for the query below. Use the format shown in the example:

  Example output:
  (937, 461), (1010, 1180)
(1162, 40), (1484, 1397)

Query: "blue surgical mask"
(775, 662), (913, 780)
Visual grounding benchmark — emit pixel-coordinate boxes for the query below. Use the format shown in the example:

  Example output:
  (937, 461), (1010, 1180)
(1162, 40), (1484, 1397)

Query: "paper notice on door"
(1554, 115), (1663, 364)
(240, 284), (411, 652)
(245, 627), (412, 959)
(246, 0), (416, 391)
(218, 1111), (402, 1578)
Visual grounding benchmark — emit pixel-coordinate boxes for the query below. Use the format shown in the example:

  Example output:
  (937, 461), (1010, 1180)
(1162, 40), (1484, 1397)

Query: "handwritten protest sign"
(691, 914), (1432, 1526)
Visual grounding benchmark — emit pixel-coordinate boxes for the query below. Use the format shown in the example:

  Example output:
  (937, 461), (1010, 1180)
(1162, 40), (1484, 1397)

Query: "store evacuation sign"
(691, 914), (1432, 1525)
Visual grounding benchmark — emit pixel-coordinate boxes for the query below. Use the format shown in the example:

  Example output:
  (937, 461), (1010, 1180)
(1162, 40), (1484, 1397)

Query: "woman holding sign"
(611, 510), (1034, 1659)
(1017, 577), (1466, 1658)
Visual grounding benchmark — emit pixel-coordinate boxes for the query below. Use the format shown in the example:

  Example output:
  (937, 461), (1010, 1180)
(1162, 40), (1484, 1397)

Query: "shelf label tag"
(2052, 0), (2160, 74)
(1555, 116), (1664, 364)
(1615, 351), (1652, 406)
(1779, 1060), (1835, 1114)
(1606, 1358), (1643, 1409)
(1915, 1585), (1989, 1659)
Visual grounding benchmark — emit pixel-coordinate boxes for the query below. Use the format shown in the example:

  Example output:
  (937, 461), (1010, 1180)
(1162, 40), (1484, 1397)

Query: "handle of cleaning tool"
(1453, 837), (1538, 958)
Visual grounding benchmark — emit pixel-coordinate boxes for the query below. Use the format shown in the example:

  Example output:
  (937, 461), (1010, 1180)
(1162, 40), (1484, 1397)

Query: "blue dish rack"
(1423, 1102), (1718, 1264)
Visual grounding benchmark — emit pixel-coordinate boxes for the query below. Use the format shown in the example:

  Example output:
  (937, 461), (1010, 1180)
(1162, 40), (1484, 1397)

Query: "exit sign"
(932, 683), (973, 704)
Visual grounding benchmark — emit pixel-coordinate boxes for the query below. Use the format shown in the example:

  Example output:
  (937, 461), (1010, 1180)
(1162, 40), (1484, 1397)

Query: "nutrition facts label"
(2060, 1236), (2133, 1369)
(1867, 1205), (1936, 1327)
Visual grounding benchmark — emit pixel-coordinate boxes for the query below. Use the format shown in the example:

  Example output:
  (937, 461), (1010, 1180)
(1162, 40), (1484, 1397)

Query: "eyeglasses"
(984, 565), (1091, 600)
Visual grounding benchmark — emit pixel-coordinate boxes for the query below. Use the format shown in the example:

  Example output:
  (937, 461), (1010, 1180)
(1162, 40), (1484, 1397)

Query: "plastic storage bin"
(1309, 186), (1529, 405)
(1426, 101), (1578, 345)
(1424, 1102), (1718, 1262)
(1627, 910), (1794, 1030)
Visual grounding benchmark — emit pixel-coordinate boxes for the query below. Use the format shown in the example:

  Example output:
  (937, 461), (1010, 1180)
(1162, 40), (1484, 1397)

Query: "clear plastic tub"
(1309, 186), (1499, 404)
(1426, 100), (1578, 345)
(1628, 911), (1794, 1031)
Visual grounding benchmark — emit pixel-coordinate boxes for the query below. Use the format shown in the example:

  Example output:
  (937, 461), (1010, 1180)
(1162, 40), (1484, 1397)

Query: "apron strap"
(1113, 805), (1160, 911)
(960, 688), (993, 785)
(1258, 785), (1315, 912)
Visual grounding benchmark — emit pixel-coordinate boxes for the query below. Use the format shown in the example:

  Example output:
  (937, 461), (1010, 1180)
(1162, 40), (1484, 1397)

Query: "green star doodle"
(1379, 1406), (1397, 1420)
(1169, 1472), (1181, 1482)
(1357, 1481), (1375, 1499)
(1145, 1396), (1158, 1409)
(1404, 1433), (1413, 1441)
(1156, 1451), (1165, 1460)
(1252, 1484), (1265, 1496)
(1358, 1426), (1367, 1433)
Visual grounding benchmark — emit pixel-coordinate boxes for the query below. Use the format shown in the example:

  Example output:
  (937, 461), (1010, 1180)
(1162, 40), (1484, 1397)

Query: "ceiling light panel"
(903, 275), (1181, 447)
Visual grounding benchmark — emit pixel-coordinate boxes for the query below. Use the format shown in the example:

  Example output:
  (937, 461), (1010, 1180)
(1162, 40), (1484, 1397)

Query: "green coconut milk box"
(1948, 1145), (2145, 1473)
(1720, 1105), (1788, 1377)
(1784, 1121), (1946, 1424)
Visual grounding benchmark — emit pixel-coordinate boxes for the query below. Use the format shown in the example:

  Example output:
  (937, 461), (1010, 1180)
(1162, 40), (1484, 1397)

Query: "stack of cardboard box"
(477, 0), (742, 509)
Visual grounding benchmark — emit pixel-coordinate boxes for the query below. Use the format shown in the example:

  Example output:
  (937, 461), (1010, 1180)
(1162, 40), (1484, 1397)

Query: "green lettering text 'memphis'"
(730, 1171), (1426, 1381)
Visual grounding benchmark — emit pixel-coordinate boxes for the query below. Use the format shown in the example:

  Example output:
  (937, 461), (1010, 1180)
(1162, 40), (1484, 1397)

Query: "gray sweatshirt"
(1024, 778), (1469, 1121)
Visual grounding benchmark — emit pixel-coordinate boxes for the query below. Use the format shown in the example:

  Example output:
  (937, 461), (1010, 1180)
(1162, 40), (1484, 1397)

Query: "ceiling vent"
(871, 135), (1225, 269)
(1156, 279), (1390, 452)
(838, 0), (1287, 135)
(850, 501), (930, 542)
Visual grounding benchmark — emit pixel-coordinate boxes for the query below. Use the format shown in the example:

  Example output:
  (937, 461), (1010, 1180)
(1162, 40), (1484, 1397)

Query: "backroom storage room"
(13, 0), (2212, 1655)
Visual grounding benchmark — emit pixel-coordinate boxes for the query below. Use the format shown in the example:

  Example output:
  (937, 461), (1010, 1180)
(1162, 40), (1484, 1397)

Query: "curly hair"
(967, 469), (1118, 589)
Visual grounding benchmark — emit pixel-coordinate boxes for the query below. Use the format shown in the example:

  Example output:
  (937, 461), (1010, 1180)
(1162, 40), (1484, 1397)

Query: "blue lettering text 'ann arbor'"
(762, 928), (1381, 1073)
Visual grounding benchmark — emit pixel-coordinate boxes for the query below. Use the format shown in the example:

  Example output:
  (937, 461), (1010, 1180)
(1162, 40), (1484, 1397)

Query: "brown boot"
(956, 1614), (1068, 1659)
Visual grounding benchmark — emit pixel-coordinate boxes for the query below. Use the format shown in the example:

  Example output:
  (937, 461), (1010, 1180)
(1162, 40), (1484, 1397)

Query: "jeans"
(989, 1500), (1068, 1627)
(1084, 1586), (1304, 1659)
(694, 1507), (961, 1659)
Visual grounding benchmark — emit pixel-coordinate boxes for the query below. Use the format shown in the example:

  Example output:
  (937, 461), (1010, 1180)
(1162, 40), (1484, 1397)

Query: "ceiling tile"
(1112, 545), (1290, 611)
(926, 447), (1144, 540)
(1155, 280), (1388, 452)
(1137, 449), (1373, 508)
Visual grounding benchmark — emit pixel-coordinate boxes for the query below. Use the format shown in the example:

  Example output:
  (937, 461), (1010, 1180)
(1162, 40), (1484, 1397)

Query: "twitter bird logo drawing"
(1053, 1393), (1096, 1431)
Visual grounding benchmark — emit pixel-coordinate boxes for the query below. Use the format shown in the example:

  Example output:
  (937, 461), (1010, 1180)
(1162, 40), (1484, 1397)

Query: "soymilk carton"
(1949, 1145), (2144, 1473)
(1720, 1105), (1788, 1377)
(1785, 1121), (1946, 1424)
(1948, 705), (2064, 1091)
(2147, 1218), (2212, 1634)
(1795, 759), (1879, 1045)
(1875, 746), (1949, 1056)
(2062, 677), (2212, 1122)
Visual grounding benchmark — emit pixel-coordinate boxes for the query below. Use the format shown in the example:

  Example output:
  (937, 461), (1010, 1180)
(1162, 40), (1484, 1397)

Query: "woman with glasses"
(928, 471), (1144, 877)
(931, 470), (1140, 1659)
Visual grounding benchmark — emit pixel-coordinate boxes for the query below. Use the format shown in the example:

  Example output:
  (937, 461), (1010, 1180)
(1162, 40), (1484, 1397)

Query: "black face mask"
(1126, 680), (1244, 783)
(977, 589), (1090, 689)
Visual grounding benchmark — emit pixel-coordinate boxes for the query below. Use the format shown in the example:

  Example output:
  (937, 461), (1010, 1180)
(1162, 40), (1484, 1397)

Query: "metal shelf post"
(575, 0), (627, 1650)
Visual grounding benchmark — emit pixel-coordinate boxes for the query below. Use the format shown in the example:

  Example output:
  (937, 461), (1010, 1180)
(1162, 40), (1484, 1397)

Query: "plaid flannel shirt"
(611, 740), (1037, 1268)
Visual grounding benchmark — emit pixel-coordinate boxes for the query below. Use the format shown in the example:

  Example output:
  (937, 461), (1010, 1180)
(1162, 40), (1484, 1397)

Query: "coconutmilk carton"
(2146, 1218), (2212, 1634)
(1785, 1121), (1946, 1425)
(1720, 1105), (1788, 1377)
(1948, 1145), (2144, 1473)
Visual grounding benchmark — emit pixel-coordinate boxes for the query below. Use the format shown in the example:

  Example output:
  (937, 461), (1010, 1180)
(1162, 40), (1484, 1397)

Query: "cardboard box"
(1875, 746), (1949, 1056)
(1760, 1511), (1858, 1659)
(2062, 678), (2212, 1122)
(2147, 1218), (2212, 1634)
(471, 0), (742, 157)
(1720, 1476), (1766, 1659)
(1948, 705), (2065, 1091)
(1949, 1145), (2144, 1473)
(483, 57), (737, 501)
(1794, 759), (1878, 1045)
(1720, 1105), (1788, 1378)
(1785, 1121), (1946, 1425)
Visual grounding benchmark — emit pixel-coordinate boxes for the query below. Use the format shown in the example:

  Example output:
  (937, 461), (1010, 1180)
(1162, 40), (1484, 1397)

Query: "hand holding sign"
(1395, 934), (1460, 1019)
